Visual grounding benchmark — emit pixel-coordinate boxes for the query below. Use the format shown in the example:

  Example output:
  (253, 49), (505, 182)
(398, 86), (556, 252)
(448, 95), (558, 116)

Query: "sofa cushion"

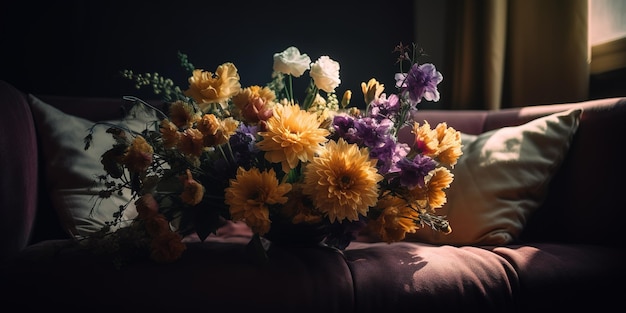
(28, 95), (159, 238)
(343, 241), (624, 312)
(489, 243), (625, 311)
(408, 108), (582, 245)
(2, 238), (354, 312)
(344, 242), (519, 312)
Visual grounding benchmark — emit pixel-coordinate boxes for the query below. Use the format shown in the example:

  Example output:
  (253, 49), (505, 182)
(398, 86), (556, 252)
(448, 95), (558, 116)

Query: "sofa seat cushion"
(1, 238), (354, 312)
(343, 241), (625, 312)
(490, 243), (626, 311)
(343, 242), (519, 312)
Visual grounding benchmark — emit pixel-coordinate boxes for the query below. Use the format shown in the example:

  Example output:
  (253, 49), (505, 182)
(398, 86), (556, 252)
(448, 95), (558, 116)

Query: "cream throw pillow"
(409, 108), (582, 245)
(28, 95), (159, 239)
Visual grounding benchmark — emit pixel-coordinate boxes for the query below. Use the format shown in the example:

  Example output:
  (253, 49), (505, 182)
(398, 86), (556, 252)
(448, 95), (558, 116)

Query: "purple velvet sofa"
(1, 79), (625, 312)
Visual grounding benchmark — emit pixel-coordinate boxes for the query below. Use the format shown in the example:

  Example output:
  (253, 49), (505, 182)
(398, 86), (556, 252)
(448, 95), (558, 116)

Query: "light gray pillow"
(29, 95), (159, 239)
(408, 108), (582, 245)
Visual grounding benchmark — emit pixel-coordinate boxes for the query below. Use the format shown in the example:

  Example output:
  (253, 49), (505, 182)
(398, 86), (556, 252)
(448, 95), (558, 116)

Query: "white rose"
(310, 56), (341, 93)
(273, 46), (311, 77)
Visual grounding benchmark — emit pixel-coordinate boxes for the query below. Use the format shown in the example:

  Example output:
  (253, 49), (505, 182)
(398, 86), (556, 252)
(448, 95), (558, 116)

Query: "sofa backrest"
(0, 81), (39, 262)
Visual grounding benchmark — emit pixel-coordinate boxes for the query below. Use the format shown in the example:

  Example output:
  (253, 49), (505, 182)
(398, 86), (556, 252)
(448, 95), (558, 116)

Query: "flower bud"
(341, 90), (352, 108)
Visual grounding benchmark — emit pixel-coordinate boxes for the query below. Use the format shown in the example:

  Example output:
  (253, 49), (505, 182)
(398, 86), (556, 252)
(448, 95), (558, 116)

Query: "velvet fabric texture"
(1, 80), (624, 312)
(0, 81), (38, 262)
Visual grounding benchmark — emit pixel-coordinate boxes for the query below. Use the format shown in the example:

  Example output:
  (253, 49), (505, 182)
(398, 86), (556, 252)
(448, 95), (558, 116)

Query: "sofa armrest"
(0, 81), (39, 262)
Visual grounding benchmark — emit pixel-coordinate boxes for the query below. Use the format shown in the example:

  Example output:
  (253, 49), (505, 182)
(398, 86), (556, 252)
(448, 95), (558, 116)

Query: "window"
(588, 0), (626, 74)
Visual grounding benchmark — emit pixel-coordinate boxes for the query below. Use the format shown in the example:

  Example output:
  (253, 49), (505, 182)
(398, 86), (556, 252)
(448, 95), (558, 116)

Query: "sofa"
(1, 78), (625, 312)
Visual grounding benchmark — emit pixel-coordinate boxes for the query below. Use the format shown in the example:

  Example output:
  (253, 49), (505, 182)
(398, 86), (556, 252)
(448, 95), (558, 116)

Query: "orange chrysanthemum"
(149, 228), (187, 263)
(412, 121), (439, 156)
(433, 122), (463, 167)
(406, 167), (454, 212)
(122, 135), (154, 173)
(257, 103), (330, 172)
(168, 100), (200, 129)
(369, 194), (420, 242)
(177, 128), (204, 157)
(282, 183), (323, 224)
(136, 193), (159, 220)
(231, 85), (276, 123)
(184, 62), (241, 112)
(425, 167), (454, 210)
(160, 119), (180, 149)
(225, 167), (292, 235)
(180, 169), (205, 206)
(196, 114), (239, 147)
(302, 138), (383, 223)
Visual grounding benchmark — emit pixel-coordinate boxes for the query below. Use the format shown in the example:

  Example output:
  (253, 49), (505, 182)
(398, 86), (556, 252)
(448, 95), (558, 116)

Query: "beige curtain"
(443, 0), (589, 110)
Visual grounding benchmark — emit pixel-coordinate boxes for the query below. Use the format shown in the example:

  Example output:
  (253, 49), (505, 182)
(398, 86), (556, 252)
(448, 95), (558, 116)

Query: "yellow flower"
(225, 167), (292, 235)
(425, 167), (454, 210)
(302, 138), (383, 223)
(122, 135), (154, 173)
(361, 78), (384, 105)
(369, 194), (420, 242)
(257, 103), (330, 172)
(184, 62), (241, 112)
(341, 90), (352, 108)
(406, 167), (454, 212)
(433, 123), (463, 167)
(180, 169), (205, 206)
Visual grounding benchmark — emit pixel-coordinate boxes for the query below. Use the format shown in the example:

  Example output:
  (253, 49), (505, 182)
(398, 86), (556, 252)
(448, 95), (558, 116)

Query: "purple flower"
(368, 93), (401, 121)
(370, 139), (410, 175)
(332, 114), (359, 144)
(395, 63), (443, 106)
(228, 124), (259, 169)
(396, 154), (437, 189)
(353, 117), (393, 149)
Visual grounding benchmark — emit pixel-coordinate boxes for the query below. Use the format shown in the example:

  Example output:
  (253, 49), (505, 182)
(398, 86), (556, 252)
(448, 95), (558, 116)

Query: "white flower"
(310, 56), (341, 93)
(273, 46), (311, 77)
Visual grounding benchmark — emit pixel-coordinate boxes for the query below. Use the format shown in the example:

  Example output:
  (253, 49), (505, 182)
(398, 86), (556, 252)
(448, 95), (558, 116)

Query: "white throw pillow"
(408, 108), (582, 245)
(28, 95), (159, 239)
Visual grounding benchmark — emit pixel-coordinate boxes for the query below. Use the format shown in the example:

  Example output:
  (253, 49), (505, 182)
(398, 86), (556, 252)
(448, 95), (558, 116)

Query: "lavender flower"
(395, 63), (443, 106)
(370, 139), (410, 175)
(228, 124), (259, 168)
(396, 154), (437, 189)
(352, 117), (393, 149)
(368, 93), (401, 121)
(332, 114), (359, 144)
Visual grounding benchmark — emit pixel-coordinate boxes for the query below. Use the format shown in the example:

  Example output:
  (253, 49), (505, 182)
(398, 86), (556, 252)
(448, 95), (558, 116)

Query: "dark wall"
(1, 1), (415, 106)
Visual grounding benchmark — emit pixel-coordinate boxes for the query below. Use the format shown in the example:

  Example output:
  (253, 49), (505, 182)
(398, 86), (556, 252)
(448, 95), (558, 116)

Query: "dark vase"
(263, 219), (329, 246)
(245, 220), (330, 265)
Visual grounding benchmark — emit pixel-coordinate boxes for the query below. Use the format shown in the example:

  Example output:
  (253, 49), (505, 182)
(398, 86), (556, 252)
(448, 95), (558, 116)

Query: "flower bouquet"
(83, 42), (462, 266)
